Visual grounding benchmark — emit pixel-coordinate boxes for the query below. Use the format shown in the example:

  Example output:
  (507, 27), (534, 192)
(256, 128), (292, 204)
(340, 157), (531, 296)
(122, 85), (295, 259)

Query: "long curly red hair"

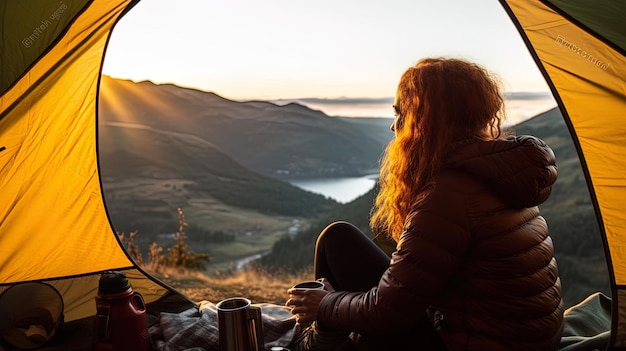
(370, 58), (506, 242)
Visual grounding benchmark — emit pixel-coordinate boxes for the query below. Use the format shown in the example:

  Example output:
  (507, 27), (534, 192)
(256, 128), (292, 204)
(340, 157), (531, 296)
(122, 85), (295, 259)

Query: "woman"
(286, 58), (564, 351)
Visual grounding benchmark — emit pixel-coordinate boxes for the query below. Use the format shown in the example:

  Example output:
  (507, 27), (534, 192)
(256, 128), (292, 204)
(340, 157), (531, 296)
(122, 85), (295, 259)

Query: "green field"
(103, 175), (315, 271)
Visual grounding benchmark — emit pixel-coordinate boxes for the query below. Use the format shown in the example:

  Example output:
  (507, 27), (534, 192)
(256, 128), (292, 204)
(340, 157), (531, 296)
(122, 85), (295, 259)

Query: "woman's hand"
(285, 278), (334, 323)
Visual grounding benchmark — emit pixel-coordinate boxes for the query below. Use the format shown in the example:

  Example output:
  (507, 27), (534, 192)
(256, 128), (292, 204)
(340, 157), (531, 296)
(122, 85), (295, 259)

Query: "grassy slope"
(99, 122), (338, 266)
(151, 267), (314, 305)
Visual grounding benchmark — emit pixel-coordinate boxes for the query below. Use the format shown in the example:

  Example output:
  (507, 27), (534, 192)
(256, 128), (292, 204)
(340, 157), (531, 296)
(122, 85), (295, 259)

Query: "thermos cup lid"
(98, 271), (131, 294)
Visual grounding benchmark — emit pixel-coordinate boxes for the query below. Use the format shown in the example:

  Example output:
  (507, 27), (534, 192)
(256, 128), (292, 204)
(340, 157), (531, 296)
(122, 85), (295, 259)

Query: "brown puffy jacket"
(317, 135), (564, 350)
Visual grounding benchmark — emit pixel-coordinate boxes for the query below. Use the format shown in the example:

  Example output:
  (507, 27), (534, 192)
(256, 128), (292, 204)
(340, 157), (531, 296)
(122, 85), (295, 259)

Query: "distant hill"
(99, 76), (393, 179)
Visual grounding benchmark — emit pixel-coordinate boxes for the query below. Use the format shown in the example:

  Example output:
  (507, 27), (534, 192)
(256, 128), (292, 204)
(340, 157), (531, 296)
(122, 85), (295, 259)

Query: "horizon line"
(102, 75), (554, 103)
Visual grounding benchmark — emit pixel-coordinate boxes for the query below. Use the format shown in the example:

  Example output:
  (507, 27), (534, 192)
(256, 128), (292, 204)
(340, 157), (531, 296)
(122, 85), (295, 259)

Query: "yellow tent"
(500, 0), (626, 349)
(0, 0), (192, 344)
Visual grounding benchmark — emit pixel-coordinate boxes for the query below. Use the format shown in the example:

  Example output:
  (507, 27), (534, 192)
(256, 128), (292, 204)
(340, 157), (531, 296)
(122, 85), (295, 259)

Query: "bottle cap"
(98, 271), (131, 294)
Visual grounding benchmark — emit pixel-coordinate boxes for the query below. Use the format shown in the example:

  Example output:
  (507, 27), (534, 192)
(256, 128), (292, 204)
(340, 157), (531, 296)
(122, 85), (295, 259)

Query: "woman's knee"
(316, 221), (364, 248)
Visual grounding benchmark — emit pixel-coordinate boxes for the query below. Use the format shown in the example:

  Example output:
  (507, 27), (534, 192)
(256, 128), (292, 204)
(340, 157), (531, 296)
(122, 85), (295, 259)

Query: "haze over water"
(270, 92), (556, 127)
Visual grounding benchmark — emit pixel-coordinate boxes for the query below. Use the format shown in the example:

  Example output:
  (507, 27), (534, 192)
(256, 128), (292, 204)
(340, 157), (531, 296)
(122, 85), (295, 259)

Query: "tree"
(160, 207), (211, 270)
(117, 230), (143, 265)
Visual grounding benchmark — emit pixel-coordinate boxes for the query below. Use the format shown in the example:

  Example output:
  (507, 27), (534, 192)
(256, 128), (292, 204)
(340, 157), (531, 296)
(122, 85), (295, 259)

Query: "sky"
(102, 0), (556, 122)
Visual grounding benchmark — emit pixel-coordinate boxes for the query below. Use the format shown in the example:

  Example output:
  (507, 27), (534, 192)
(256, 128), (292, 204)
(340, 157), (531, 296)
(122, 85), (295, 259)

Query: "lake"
(288, 174), (378, 203)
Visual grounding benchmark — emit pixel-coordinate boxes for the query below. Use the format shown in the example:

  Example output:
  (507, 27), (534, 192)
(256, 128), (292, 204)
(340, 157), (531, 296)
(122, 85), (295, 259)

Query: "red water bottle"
(94, 271), (149, 351)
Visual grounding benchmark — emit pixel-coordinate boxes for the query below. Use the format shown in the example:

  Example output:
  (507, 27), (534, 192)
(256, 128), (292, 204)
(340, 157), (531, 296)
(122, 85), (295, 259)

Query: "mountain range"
(98, 76), (610, 307)
(97, 76), (391, 264)
(99, 76), (393, 179)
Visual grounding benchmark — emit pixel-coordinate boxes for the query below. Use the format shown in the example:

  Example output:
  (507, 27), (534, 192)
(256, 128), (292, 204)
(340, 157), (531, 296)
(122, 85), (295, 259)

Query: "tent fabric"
(500, 0), (626, 348)
(0, 0), (190, 324)
(1, 0), (133, 283)
(0, 0), (91, 96)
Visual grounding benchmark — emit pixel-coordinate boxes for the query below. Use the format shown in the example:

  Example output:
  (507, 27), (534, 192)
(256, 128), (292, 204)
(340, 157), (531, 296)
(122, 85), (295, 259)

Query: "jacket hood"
(444, 135), (557, 208)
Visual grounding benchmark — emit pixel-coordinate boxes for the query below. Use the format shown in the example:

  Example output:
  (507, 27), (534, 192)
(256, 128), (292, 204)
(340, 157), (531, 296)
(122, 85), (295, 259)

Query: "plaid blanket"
(149, 301), (297, 351)
(149, 292), (612, 351)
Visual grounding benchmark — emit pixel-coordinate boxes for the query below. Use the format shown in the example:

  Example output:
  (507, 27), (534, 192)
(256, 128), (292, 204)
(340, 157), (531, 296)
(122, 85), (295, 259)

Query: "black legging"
(314, 221), (390, 292)
(312, 221), (447, 351)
